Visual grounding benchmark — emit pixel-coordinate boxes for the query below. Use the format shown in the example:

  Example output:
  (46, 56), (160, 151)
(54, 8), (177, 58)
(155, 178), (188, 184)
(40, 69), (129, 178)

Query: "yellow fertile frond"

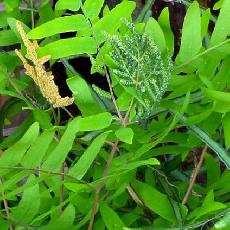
(15, 21), (74, 108)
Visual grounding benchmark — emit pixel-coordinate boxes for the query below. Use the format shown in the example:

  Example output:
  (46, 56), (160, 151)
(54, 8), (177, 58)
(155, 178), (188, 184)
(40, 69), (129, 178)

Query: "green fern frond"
(92, 84), (111, 99)
(106, 18), (172, 118)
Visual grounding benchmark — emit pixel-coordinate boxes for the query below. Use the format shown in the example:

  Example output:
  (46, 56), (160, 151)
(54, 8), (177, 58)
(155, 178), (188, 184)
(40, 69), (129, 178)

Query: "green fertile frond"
(92, 84), (111, 99)
(107, 19), (172, 118)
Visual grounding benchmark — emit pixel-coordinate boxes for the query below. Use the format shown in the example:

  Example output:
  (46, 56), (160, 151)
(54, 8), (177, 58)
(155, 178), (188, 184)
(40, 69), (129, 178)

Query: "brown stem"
(88, 94), (134, 229)
(62, 107), (74, 118)
(103, 66), (124, 124)
(182, 145), (208, 205)
(88, 140), (120, 230)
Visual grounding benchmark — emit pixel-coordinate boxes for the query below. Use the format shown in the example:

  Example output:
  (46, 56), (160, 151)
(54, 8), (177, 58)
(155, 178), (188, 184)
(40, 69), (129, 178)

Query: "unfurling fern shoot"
(106, 19), (172, 119)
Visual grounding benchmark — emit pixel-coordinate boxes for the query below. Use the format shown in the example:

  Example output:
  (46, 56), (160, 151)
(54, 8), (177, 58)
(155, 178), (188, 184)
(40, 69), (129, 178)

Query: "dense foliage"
(0, 0), (230, 229)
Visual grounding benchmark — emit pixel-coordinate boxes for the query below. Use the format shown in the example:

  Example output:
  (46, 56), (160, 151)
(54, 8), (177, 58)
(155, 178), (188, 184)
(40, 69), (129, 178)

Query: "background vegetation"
(0, 0), (230, 229)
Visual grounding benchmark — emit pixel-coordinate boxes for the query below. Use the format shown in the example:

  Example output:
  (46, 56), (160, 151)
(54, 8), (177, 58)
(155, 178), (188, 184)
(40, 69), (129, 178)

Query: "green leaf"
(186, 105), (214, 125)
(0, 69), (7, 91)
(176, 1), (201, 63)
(0, 217), (10, 230)
(146, 145), (189, 156)
(111, 158), (160, 173)
(158, 8), (174, 54)
(213, 0), (224, 10)
(0, 30), (18, 46)
(64, 182), (90, 193)
(214, 212), (230, 229)
(205, 88), (230, 103)
(0, 98), (19, 142)
(21, 129), (55, 168)
(201, 9), (211, 38)
(38, 37), (97, 59)
(42, 204), (75, 230)
(131, 180), (176, 223)
(0, 114), (34, 149)
(175, 39), (230, 70)
(205, 154), (220, 187)
(213, 56), (230, 91)
(223, 112), (230, 148)
(32, 109), (52, 129)
(145, 17), (166, 52)
(93, 1), (136, 43)
(0, 171), (29, 195)
(28, 15), (90, 39)
(42, 117), (81, 171)
(83, 0), (104, 20)
(79, 112), (112, 131)
(0, 122), (39, 176)
(55, 0), (81, 11)
(116, 91), (132, 111)
(187, 190), (226, 222)
(11, 175), (40, 224)
(68, 132), (109, 179)
(115, 127), (134, 144)
(7, 18), (30, 40)
(135, 91), (190, 159)
(5, 0), (20, 11)
(0, 52), (18, 72)
(210, 0), (230, 46)
(180, 115), (230, 168)
(100, 203), (125, 230)
(38, 0), (56, 24)
(67, 76), (104, 116)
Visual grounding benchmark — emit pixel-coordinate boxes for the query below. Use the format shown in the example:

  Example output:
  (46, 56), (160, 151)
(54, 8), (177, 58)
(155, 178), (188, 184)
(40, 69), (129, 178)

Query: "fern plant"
(107, 19), (172, 118)
(1, 0), (230, 229)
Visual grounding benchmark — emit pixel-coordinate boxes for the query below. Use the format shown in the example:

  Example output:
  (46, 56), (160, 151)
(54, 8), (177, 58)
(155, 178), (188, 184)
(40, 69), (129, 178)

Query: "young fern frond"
(107, 19), (172, 118)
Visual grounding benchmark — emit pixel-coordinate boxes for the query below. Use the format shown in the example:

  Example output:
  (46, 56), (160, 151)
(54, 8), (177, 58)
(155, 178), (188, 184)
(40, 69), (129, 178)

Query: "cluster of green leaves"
(0, 0), (230, 229)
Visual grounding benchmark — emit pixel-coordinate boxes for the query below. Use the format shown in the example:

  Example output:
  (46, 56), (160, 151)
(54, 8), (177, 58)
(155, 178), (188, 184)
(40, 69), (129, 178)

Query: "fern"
(107, 19), (172, 118)
(92, 84), (111, 99)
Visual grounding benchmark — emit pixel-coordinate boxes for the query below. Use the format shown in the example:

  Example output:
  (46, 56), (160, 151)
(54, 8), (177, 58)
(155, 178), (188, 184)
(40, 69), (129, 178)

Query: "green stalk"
(135, 0), (155, 23)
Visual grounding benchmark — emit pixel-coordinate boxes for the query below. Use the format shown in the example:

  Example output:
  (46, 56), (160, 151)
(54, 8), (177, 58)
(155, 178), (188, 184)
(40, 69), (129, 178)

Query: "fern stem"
(1, 166), (93, 189)
(30, 0), (34, 29)
(182, 145), (208, 205)
(175, 39), (230, 70)
(88, 139), (120, 230)
(60, 163), (65, 213)
(8, 77), (33, 108)
(61, 58), (81, 76)
(123, 98), (134, 125)
(0, 179), (13, 229)
(88, 97), (133, 229)
(135, 0), (155, 23)
(103, 66), (124, 125)
(62, 107), (74, 118)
